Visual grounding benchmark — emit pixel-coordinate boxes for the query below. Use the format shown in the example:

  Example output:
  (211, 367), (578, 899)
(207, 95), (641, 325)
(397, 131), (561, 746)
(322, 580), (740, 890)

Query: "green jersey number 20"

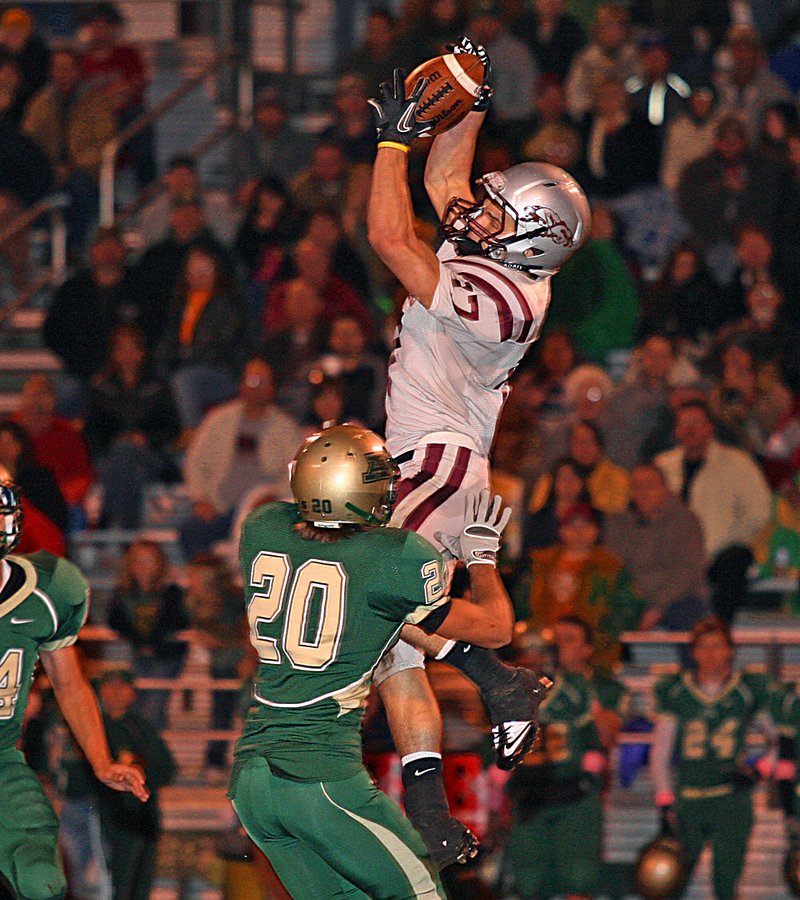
(247, 551), (347, 671)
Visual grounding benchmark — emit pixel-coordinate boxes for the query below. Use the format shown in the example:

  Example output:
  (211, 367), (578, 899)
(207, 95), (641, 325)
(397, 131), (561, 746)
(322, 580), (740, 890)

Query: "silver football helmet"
(441, 162), (591, 273)
(289, 424), (399, 528)
(0, 467), (23, 557)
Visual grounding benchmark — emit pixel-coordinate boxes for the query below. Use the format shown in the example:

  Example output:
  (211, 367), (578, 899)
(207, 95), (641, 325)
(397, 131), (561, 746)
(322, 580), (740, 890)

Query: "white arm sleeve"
(650, 714), (678, 798)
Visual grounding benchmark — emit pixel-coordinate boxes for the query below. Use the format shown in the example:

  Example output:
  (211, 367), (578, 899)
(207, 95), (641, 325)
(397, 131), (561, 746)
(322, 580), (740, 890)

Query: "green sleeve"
(369, 532), (449, 625)
(40, 556), (90, 651)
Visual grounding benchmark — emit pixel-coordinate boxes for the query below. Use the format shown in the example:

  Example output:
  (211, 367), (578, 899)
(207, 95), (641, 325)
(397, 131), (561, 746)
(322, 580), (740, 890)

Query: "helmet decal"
(519, 205), (575, 247)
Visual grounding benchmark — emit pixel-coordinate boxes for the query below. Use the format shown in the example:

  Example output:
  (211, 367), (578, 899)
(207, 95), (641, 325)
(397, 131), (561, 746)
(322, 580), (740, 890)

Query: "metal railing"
(99, 47), (242, 226)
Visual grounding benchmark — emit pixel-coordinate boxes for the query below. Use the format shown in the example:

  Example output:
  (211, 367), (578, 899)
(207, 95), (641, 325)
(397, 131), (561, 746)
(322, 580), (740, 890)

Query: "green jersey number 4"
(247, 552), (347, 671)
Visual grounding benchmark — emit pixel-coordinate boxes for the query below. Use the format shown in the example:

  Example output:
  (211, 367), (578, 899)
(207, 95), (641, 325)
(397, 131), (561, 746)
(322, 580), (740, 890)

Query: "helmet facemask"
(0, 483), (23, 558)
(441, 164), (590, 273)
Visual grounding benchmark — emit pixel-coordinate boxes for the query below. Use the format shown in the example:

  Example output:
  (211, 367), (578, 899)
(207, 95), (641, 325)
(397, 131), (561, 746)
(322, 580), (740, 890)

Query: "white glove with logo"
(436, 490), (511, 567)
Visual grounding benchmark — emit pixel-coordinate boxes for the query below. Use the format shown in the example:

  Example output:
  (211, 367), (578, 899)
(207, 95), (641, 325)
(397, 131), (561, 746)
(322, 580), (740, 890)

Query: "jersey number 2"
(247, 552), (347, 671)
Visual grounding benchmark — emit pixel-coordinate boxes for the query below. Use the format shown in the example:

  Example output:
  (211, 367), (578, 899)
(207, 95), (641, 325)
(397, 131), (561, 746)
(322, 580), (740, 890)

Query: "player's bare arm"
(40, 645), (150, 801)
(424, 37), (492, 217)
(423, 110), (485, 218)
(367, 70), (440, 307)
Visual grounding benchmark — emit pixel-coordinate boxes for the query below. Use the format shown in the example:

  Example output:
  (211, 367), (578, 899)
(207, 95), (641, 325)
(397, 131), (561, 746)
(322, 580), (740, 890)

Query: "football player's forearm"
(442, 565), (513, 648)
(424, 110), (484, 216)
(650, 715), (678, 799)
(368, 148), (418, 254)
(47, 662), (114, 772)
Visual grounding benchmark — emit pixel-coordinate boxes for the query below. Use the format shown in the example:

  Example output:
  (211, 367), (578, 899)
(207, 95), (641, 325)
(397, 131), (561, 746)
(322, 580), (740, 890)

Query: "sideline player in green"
(504, 616), (627, 899)
(230, 424), (519, 899)
(649, 616), (775, 900)
(0, 470), (149, 899)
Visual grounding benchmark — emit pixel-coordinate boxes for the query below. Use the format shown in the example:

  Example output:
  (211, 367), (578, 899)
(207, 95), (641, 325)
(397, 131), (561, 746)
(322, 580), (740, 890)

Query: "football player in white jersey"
(367, 40), (591, 868)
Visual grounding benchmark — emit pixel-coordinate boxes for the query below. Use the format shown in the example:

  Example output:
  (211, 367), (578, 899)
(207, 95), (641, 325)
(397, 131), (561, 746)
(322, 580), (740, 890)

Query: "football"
(404, 52), (485, 137)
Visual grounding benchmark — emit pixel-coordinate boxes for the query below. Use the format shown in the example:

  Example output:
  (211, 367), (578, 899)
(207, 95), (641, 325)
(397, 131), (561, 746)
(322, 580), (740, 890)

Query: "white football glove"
(436, 490), (511, 567)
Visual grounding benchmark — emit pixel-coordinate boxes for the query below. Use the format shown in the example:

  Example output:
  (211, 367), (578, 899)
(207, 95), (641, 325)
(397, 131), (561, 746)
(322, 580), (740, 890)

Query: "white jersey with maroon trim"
(385, 242), (551, 459)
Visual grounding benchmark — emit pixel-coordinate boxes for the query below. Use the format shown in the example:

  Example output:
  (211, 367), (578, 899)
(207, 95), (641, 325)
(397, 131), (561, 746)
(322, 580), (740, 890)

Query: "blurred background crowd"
(2, 0), (800, 897)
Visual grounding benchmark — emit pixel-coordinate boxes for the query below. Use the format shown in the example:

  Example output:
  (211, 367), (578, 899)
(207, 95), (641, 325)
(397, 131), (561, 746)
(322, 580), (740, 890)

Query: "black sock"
(401, 757), (449, 821)
(441, 642), (513, 694)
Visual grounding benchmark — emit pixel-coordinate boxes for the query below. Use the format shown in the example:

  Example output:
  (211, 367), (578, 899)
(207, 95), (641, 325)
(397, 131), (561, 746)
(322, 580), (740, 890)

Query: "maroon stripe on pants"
(394, 444), (446, 507)
(402, 446), (472, 532)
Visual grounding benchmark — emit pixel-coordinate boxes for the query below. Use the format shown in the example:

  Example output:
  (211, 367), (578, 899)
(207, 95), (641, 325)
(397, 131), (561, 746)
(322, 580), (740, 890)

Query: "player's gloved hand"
(447, 35), (493, 111)
(436, 489), (511, 567)
(413, 813), (480, 869)
(367, 68), (433, 147)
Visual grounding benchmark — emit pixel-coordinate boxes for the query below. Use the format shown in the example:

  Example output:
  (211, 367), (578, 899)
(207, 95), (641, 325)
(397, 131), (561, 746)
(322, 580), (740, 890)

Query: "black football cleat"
(484, 668), (552, 770)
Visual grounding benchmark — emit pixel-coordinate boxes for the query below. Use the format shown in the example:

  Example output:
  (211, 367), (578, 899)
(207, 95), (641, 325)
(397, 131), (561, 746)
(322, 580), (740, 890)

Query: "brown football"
(404, 52), (485, 137)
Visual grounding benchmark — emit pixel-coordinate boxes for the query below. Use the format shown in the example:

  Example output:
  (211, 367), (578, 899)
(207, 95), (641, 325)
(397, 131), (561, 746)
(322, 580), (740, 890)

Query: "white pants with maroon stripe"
(373, 442), (490, 686)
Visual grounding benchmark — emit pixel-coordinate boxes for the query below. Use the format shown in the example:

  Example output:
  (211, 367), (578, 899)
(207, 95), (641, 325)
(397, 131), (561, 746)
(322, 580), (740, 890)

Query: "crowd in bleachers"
(0, 0), (798, 705)
(2, 0), (800, 894)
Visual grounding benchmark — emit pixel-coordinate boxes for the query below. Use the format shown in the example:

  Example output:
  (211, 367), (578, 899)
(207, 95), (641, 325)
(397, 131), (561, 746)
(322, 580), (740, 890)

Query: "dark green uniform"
(0, 552), (89, 900)
(653, 671), (772, 900)
(505, 671), (616, 898)
(231, 502), (451, 900)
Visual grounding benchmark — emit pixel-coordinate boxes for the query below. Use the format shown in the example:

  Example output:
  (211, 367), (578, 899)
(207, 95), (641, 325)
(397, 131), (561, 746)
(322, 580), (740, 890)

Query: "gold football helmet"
(634, 836), (688, 899)
(289, 424), (399, 527)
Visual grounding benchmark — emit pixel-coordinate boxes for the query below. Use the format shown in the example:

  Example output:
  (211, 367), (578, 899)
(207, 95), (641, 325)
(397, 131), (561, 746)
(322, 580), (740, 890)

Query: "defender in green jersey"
(649, 617), (775, 900)
(0, 472), (148, 899)
(505, 617), (627, 899)
(230, 425), (518, 899)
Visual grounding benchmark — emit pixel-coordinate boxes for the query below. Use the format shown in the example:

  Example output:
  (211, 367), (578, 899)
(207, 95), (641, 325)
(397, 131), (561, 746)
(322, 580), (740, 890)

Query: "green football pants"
(677, 788), (753, 900)
(230, 757), (445, 900)
(503, 792), (603, 898)
(0, 751), (66, 900)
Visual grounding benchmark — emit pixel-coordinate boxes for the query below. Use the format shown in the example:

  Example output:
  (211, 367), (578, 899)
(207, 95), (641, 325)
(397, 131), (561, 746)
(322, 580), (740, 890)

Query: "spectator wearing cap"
(521, 500), (644, 670)
(232, 85), (314, 206)
(659, 81), (722, 192)
(715, 23), (792, 145)
(509, 0), (586, 81)
(80, 1), (156, 189)
(0, 7), (50, 109)
(467, 2), (538, 126)
(625, 30), (690, 139)
(43, 227), (146, 419)
(320, 72), (376, 164)
(605, 463), (709, 632)
(136, 154), (240, 247)
(564, 2), (641, 121)
(676, 114), (787, 285)
(22, 46), (116, 256)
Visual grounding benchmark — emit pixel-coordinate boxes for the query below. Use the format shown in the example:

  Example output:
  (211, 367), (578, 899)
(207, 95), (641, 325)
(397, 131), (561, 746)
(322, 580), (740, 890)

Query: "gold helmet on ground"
(634, 836), (688, 899)
(289, 424), (399, 527)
